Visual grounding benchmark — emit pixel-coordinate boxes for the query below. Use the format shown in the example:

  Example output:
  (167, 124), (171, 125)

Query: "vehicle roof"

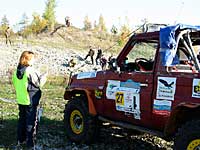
(132, 31), (159, 40)
(117, 24), (200, 66)
(133, 24), (200, 40)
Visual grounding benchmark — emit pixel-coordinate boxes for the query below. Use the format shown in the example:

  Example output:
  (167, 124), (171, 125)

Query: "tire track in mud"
(90, 124), (173, 150)
(35, 123), (173, 150)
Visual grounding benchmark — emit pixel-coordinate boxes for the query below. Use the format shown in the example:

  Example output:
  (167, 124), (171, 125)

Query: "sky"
(0, 0), (199, 31)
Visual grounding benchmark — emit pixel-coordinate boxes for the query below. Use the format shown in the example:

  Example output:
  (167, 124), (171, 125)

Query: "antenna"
(174, 0), (184, 25)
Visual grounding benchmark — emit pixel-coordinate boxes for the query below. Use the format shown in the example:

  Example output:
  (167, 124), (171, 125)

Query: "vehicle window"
(125, 41), (158, 72)
(173, 45), (200, 73)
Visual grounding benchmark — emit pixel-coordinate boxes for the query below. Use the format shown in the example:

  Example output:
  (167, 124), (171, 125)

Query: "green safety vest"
(12, 70), (30, 105)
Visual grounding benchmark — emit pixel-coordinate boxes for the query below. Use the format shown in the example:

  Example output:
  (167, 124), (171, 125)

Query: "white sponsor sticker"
(153, 99), (172, 115)
(115, 87), (141, 120)
(106, 80), (141, 120)
(77, 71), (97, 79)
(106, 80), (120, 100)
(156, 77), (176, 100)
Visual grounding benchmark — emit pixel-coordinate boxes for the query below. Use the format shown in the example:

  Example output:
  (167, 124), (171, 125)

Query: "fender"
(64, 88), (97, 116)
(164, 102), (200, 137)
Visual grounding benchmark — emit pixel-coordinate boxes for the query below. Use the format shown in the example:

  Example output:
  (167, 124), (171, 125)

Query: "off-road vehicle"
(64, 24), (200, 150)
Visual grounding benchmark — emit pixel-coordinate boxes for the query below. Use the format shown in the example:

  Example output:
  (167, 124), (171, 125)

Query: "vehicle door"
(103, 39), (158, 127)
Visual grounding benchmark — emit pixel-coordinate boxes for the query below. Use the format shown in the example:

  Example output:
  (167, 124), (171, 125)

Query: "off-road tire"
(64, 98), (98, 144)
(174, 120), (200, 150)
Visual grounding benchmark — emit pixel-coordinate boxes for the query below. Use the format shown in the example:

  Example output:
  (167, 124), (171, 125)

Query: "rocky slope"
(0, 41), (102, 78)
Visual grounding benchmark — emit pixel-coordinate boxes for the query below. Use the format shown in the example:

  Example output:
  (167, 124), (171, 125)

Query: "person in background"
(12, 51), (47, 150)
(65, 16), (71, 27)
(108, 53), (113, 62)
(69, 56), (77, 68)
(100, 54), (107, 70)
(95, 47), (102, 65)
(84, 46), (95, 65)
(108, 53), (114, 69)
(5, 26), (12, 45)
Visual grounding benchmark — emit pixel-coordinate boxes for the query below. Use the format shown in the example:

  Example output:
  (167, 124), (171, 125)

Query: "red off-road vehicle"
(64, 24), (200, 150)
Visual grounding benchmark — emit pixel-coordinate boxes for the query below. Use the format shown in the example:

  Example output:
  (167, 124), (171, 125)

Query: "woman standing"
(12, 51), (47, 149)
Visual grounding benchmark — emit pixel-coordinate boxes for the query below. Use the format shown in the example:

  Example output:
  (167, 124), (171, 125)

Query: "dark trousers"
(5, 35), (12, 45)
(96, 56), (101, 65)
(17, 104), (38, 147)
(84, 54), (94, 64)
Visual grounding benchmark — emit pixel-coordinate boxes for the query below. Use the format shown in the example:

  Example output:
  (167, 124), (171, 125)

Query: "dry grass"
(0, 26), (124, 55)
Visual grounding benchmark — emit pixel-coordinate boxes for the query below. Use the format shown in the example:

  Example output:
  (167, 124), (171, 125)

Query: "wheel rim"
(187, 139), (200, 150)
(70, 110), (83, 134)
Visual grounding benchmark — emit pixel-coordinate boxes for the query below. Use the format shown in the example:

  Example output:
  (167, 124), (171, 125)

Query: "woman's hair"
(19, 51), (34, 66)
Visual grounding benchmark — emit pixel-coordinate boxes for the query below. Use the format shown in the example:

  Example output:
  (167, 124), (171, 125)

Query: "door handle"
(140, 83), (148, 87)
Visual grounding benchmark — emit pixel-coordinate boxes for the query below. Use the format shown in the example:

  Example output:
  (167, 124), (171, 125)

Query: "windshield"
(127, 41), (157, 62)
(121, 40), (158, 72)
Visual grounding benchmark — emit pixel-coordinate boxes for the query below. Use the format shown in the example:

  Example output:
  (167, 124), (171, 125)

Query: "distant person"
(5, 26), (12, 45)
(108, 53), (114, 69)
(12, 51), (47, 150)
(95, 47), (102, 65)
(65, 16), (70, 27)
(84, 46), (95, 65)
(69, 56), (77, 67)
(108, 53), (113, 62)
(100, 54), (107, 70)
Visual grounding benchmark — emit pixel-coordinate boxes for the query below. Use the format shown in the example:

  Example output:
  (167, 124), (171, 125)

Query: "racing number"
(116, 92), (124, 105)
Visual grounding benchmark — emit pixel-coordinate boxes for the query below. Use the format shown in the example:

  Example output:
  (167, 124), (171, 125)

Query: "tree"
(18, 13), (31, 38)
(83, 15), (92, 30)
(118, 24), (131, 46)
(0, 15), (9, 33)
(96, 14), (107, 32)
(118, 17), (131, 46)
(111, 25), (118, 35)
(1, 15), (9, 27)
(43, 0), (56, 31)
(20, 13), (29, 25)
(31, 13), (48, 34)
(120, 24), (131, 36)
(93, 20), (97, 29)
(19, 13), (29, 31)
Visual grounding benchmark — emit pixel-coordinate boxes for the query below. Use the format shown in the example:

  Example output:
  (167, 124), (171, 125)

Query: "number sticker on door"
(115, 92), (124, 105)
(115, 89), (140, 114)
